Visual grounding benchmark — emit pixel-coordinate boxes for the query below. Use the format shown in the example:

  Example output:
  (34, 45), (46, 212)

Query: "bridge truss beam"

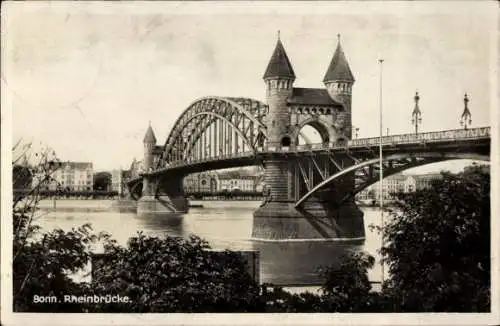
(295, 151), (490, 208)
(158, 97), (269, 168)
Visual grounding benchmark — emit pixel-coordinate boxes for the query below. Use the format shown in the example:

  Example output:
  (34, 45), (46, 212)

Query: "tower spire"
(143, 123), (157, 144)
(323, 35), (355, 83)
(263, 34), (295, 80)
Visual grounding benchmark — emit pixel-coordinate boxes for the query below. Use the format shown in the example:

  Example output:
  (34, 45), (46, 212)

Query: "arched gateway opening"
(296, 122), (330, 146)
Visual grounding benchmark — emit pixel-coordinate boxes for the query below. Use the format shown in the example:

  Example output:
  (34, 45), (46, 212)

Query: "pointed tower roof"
(323, 35), (355, 83)
(263, 32), (296, 80)
(143, 123), (157, 143)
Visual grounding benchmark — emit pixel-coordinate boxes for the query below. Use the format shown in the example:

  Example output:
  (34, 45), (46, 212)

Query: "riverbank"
(38, 199), (205, 211)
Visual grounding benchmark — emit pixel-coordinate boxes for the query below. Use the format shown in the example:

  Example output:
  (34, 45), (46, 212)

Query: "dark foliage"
(13, 215), (105, 312)
(13, 165), (33, 190)
(89, 234), (261, 312)
(382, 165), (490, 312)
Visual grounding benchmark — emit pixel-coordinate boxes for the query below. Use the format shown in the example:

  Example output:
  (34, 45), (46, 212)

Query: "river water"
(36, 199), (384, 287)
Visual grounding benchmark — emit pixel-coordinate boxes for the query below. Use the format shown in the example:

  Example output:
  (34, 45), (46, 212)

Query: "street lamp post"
(411, 91), (422, 134)
(460, 93), (472, 130)
(378, 58), (385, 284)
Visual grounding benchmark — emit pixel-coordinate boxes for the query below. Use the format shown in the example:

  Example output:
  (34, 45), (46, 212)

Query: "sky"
(2, 1), (497, 172)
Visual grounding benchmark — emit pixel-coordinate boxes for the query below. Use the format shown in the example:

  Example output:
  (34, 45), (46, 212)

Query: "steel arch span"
(158, 97), (269, 168)
(295, 152), (490, 208)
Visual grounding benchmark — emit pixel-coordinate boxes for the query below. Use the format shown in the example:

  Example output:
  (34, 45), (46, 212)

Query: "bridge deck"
(126, 127), (490, 184)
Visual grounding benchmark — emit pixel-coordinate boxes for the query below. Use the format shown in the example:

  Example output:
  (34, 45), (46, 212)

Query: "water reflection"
(254, 240), (364, 285)
(133, 213), (184, 238)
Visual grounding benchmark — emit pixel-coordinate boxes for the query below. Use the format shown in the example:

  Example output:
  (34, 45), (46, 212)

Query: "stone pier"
(136, 175), (188, 215)
(252, 199), (364, 241)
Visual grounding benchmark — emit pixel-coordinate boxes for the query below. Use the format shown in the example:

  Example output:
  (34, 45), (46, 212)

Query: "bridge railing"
(348, 127), (490, 148)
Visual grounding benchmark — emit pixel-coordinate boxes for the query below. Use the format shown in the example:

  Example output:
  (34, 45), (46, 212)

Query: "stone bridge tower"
(263, 33), (296, 149)
(253, 34), (364, 241)
(142, 123), (157, 196)
(137, 123), (188, 215)
(261, 33), (296, 203)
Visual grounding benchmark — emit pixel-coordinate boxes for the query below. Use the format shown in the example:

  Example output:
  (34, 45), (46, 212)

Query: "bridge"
(126, 35), (490, 242)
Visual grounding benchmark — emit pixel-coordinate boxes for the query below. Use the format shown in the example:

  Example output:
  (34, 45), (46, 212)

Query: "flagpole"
(378, 58), (385, 284)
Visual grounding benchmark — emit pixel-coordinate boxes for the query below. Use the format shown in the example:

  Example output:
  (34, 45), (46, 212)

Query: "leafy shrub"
(90, 234), (261, 312)
(382, 166), (490, 312)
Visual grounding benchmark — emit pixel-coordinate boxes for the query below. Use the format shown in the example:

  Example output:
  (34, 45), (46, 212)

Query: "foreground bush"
(90, 234), (260, 312)
(382, 165), (490, 312)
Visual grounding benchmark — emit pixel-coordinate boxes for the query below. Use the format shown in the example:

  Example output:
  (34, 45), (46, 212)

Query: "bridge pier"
(137, 175), (189, 215)
(252, 159), (365, 241)
(137, 195), (189, 215)
(252, 200), (364, 241)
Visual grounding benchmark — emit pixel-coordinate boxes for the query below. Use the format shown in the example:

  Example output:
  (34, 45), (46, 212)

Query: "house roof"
(263, 37), (296, 80)
(386, 174), (406, 180)
(288, 88), (344, 107)
(323, 37), (355, 83)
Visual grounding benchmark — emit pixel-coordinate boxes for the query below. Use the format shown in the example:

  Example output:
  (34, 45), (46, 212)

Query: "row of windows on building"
(356, 173), (443, 201)
(33, 162), (94, 191)
(183, 173), (263, 193)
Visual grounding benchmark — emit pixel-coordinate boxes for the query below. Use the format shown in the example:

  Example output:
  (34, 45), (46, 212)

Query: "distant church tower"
(323, 35), (355, 139)
(263, 31), (296, 148)
(143, 123), (157, 173)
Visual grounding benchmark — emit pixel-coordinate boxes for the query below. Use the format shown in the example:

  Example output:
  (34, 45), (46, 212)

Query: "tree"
(12, 141), (105, 312)
(381, 165), (490, 312)
(90, 234), (261, 312)
(258, 251), (379, 313)
(93, 171), (112, 191)
(320, 251), (375, 311)
(12, 165), (32, 190)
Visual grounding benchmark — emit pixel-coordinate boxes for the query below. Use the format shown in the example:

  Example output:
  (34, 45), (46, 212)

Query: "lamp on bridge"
(411, 91), (422, 134)
(460, 93), (472, 130)
(354, 126), (360, 139)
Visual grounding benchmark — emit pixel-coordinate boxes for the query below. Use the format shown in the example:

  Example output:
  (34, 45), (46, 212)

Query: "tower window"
(281, 136), (291, 147)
